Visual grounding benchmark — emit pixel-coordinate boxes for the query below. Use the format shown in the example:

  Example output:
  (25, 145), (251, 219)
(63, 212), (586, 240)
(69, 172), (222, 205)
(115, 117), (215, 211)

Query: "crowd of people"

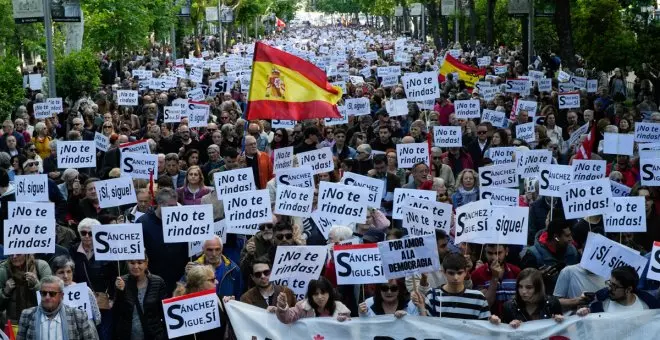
(0, 24), (659, 339)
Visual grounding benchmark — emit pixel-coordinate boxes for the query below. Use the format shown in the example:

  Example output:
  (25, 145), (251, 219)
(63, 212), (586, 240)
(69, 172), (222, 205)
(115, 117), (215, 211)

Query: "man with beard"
(240, 221), (276, 282)
(240, 257), (296, 310)
(472, 244), (521, 316)
(370, 125), (396, 152)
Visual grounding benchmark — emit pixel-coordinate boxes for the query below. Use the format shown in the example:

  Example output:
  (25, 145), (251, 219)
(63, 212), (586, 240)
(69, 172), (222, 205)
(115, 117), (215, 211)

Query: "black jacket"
(466, 139), (490, 169)
(69, 242), (118, 295)
(502, 295), (562, 323)
(112, 274), (168, 340)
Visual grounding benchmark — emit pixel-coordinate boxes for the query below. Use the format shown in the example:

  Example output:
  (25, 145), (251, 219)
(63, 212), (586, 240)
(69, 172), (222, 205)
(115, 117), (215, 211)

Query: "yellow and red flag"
(439, 54), (486, 89)
(276, 17), (286, 30)
(246, 42), (342, 120)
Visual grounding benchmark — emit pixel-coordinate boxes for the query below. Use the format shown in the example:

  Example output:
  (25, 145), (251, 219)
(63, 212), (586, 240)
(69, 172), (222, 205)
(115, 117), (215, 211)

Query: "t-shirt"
(603, 294), (648, 313)
(471, 263), (521, 316)
(553, 264), (606, 299)
(424, 286), (490, 320)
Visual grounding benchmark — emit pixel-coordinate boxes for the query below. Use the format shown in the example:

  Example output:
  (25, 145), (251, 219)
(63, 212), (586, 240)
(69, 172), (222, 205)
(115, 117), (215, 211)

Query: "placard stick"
(117, 261), (121, 276)
(412, 275), (418, 294)
(550, 197), (554, 220)
(620, 233), (622, 244)
(478, 244), (485, 263)
(362, 284), (366, 302)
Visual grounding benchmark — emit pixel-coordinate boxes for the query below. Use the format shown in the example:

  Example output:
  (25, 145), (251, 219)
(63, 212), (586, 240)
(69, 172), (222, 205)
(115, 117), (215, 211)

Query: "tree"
(554, 0), (577, 69)
(55, 49), (101, 103)
(485, 0), (496, 46)
(0, 56), (24, 122)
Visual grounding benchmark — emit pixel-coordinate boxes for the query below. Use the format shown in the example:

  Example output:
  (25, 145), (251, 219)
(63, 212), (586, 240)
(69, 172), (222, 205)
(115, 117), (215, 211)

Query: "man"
(197, 122), (219, 164)
(140, 188), (189, 293)
(577, 266), (660, 315)
(164, 153), (186, 188)
(71, 117), (94, 141)
(202, 144), (223, 181)
(14, 118), (31, 144)
(0, 120), (25, 152)
(157, 153), (166, 177)
(441, 146), (474, 176)
(123, 188), (152, 223)
(178, 124), (200, 156)
(430, 147), (456, 195)
(562, 111), (580, 141)
(240, 222), (275, 278)
(17, 276), (98, 340)
(406, 230), (450, 295)
(248, 122), (269, 152)
(471, 244), (521, 315)
(404, 162), (431, 189)
(217, 148), (240, 172)
(293, 126), (319, 154)
(190, 236), (243, 298)
(354, 144), (373, 175)
(244, 135), (272, 189)
(553, 264), (606, 311)
(347, 115), (375, 142)
(414, 253), (490, 320)
(368, 155), (400, 215)
(467, 123), (491, 168)
(332, 128), (356, 161)
(100, 134), (128, 179)
(370, 125), (396, 152)
(42, 140), (60, 181)
(435, 94), (454, 126)
(240, 257), (296, 310)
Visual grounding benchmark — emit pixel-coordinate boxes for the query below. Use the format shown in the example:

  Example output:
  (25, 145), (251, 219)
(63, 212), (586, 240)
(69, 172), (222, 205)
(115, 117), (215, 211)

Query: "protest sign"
(345, 97), (370, 116)
(317, 182), (369, 224)
(95, 176), (137, 209)
(117, 90), (138, 106)
(560, 178), (612, 219)
(340, 172), (385, 209)
(433, 126), (462, 147)
(505, 79), (529, 94)
(455, 199), (492, 244)
(188, 108), (209, 128)
(270, 246), (327, 299)
(57, 141), (95, 169)
(401, 72), (440, 101)
(604, 197), (646, 233)
(271, 120), (296, 129)
(94, 132), (109, 152)
(396, 143), (429, 169)
(558, 92), (580, 109)
(640, 158), (660, 185)
(92, 223), (144, 261)
(297, 147), (334, 174)
(610, 180), (631, 197)
(587, 79), (598, 93)
(309, 210), (335, 240)
(188, 67), (204, 83)
(516, 149), (552, 179)
(405, 198), (452, 233)
(213, 168), (255, 198)
(33, 102), (50, 119)
(489, 147), (516, 165)
(380, 75), (399, 88)
(275, 166), (314, 188)
(7, 202), (53, 220)
(14, 174), (48, 202)
(378, 234), (440, 280)
(572, 160), (606, 181)
(480, 187), (519, 206)
(188, 220), (228, 257)
(581, 232), (648, 279)
(275, 185), (314, 218)
(634, 122), (660, 143)
(223, 189), (272, 229)
(402, 206), (435, 237)
(164, 106), (182, 123)
(538, 78), (552, 93)
(273, 147), (294, 171)
(566, 123), (591, 149)
(537, 163), (573, 197)
(481, 109), (508, 128)
(603, 133), (634, 156)
(121, 152), (158, 180)
(392, 189), (435, 219)
(385, 99), (409, 117)
(480, 86), (499, 102)
(514, 100), (538, 118)
(324, 105), (348, 126)
(47, 97), (63, 114)
(333, 243), (386, 285)
(490, 206), (528, 246)
(186, 88), (204, 101)
(119, 139), (151, 154)
(516, 122), (536, 143)
(3, 219), (55, 255)
(648, 242), (660, 282)
(36, 282), (93, 320)
(570, 76), (587, 89)
(162, 289), (221, 338)
(479, 163), (517, 188)
(162, 205), (214, 243)
(454, 100), (481, 119)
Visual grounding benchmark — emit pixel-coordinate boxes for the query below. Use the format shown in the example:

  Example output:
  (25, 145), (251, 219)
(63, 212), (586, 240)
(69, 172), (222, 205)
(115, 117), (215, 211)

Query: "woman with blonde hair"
(32, 122), (53, 159)
(451, 169), (479, 209)
(176, 165), (211, 205)
(173, 265), (226, 339)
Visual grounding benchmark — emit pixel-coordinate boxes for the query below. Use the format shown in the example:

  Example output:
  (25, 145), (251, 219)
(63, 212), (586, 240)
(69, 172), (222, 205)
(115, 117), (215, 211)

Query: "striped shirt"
(424, 286), (491, 320)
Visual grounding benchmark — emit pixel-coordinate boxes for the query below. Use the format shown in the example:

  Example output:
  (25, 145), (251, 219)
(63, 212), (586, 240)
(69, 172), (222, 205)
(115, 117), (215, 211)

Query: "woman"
(432, 178), (452, 204)
(9, 154), (26, 179)
(23, 142), (43, 173)
(606, 155), (639, 188)
(79, 178), (121, 220)
(314, 171), (337, 185)
(386, 151), (407, 185)
(220, 123), (240, 156)
(0, 254), (51, 327)
(51, 255), (102, 326)
(489, 268), (563, 328)
(618, 117), (633, 134)
(33, 122), (53, 159)
(118, 106), (140, 135)
(359, 279), (418, 317)
(172, 265), (224, 340)
(5, 136), (20, 157)
(183, 149), (200, 169)
(270, 128), (289, 150)
(451, 169), (479, 209)
(101, 122), (115, 136)
(177, 165), (212, 205)
(483, 128), (510, 160)
(409, 120), (426, 143)
(112, 255), (168, 340)
(276, 277), (350, 324)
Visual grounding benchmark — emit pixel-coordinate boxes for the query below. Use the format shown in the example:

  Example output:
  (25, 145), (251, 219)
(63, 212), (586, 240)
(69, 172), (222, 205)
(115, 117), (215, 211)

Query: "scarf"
(7, 259), (38, 322)
(35, 302), (69, 340)
(457, 187), (478, 205)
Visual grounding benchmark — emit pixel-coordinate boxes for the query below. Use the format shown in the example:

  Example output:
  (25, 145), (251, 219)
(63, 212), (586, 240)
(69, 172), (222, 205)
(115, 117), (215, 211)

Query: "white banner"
(3, 219), (55, 255)
(479, 163), (517, 189)
(539, 164), (573, 197)
(401, 72), (440, 101)
(317, 182), (369, 224)
(572, 159), (606, 181)
(275, 166), (314, 188)
(273, 146), (294, 171)
(7, 202), (53, 220)
(57, 141), (96, 168)
(560, 178), (613, 219)
(603, 132), (634, 156)
(396, 143), (429, 169)
(270, 246), (327, 300)
(162, 289), (221, 338)
(117, 90), (138, 106)
(404, 198), (452, 233)
(92, 224), (144, 261)
(516, 149), (552, 179)
(489, 147), (516, 165)
(297, 147), (334, 174)
(604, 197), (646, 233)
(640, 158), (660, 185)
(162, 205), (214, 243)
(433, 126), (462, 147)
(402, 206), (434, 237)
(333, 243), (386, 285)
(490, 206), (528, 246)
(121, 152), (158, 180)
(94, 132), (109, 152)
(95, 176), (137, 209)
(454, 100), (481, 119)
(15, 174), (48, 202)
(392, 189), (435, 219)
(213, 168), (255, 198)
(339, 172), (385, 209)
(223, 189), (272, 229)
(345, 97), (370, 116)
(164, 106), (182, 123)
(378, 234), (440, 280)
(581, 232), (647, 279)
(634, 122), (660, 143)
(275, 185), (314, 218)
(455, 199), (492, 244)
(558, 92), (581, 109)
(481, 109), (508, 128)
(516, 122), (535, 143)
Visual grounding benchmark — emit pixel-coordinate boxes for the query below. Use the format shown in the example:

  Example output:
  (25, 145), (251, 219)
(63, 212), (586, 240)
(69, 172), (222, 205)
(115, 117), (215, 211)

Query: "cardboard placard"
(339, 172), (385, 209)
(269, 246), (327, 300)
(57, 141), (96, 169)
(273, 146), (294, 171)
(572, 160), (606, 181)
(275, 166), (314, 188)
(297, 147), (334, 174)
(401, 72), (440, 101)
(317, 182), (370, 224)
(580, 232), (648, 279)
(378, 234), (440, 280)
(162, 289), (221, 338)
(333, 243), (386, 285)
(560, 178), (612, 219)
(274, 185), (314, 218)
(213, 168), (255, 198)
(433, 126), (462, 147)
(95, 176), (137, 209)
(396, 143), (429, 169)
(92, 223), (144, 261)
(454, 199), (492, 244)
(3, 219), (55, 255)
(454, 100), (481, 119)
(604, 197), (646, 233)
(162, 205), (214, 243)
(223, 189), (272, 229)
(539, 164), (573, 197)
(121, 152), (158, 180)
(15, 174), (48, 202)
(392, 189), (435, 220)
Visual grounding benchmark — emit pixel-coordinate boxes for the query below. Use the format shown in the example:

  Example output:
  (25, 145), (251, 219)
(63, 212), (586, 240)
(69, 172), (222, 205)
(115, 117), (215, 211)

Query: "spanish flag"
(439, 54), (486, 89)
(246, 42), (343, 121)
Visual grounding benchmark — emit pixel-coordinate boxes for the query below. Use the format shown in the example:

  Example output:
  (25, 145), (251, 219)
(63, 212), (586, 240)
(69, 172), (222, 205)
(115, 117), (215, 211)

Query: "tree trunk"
(469, 0), (476, 47)
(441, 12), (449, 48)
(554, 0), (577, 69)
(403, 6), (410, 34)
(486, 0), (496, 47)
(427, 0), (442, 51)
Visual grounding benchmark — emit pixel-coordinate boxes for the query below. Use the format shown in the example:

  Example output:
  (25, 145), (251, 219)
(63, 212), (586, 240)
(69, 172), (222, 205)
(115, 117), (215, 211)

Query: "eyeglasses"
(275, 233), (293, 241)
(259, 224), (273, 231)
(25, 162), (37, 167)
(605, 280), (626, 290)
(275, 133), (283, 137)
(379, 285), (399, 293)
(252, 269), (271, 278)
(207, 277), (217, 284)
(28, 148), (36, 152)
(477, 131), (488, 135)
(80, 231), (92, 237)
(40, 291), (60, 298)
(103, 126), (112, 129)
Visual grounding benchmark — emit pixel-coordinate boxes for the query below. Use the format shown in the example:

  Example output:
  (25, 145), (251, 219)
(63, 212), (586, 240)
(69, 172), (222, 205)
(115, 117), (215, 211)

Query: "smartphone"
(584, 292), (596, 299)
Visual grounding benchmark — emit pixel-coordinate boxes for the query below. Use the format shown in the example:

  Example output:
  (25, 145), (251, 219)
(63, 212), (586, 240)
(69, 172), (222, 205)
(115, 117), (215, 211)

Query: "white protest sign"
(213, 168), (255, 198)
(324, 105), (348, 126)
(186, 88), (204, 101)
(188, 67), (204, 83)
(95, 176), (137, 209)
(396, 143), (429, 169)
(92, 223), (144, 261)
(270, 246), (327, 300)
(477, 56), (491, 67)
(557, 71), (572, 83)
(188, 108), (209, 128)
(454, 100), (481, 119)
(516, 122), (536, 143)
(117, 90), (139, 106)
(402, 206), (434, 237)
(566, 122), (591, 148)
(162, 289), (221, 338)
(603, 133), (634, 156)
(33, 103), (51, 119)
(560, 178), (613, 219)
(275, 185), (314, 218)
(162, 205), (214, 243)
(164, 106), (182, 123)
(14, 174), (48, 202)
(271, 120), (296, 129)
(188, 220), (228, 258)
(490, 206), (528, 246)
(333, 243), (386, 285)
(610, 180), (631, 197)
(480, 86), (499, 102)
(634, 123), (660, 143)
(587, 79), (598, 93)
(119, 139), (151, 154)
(317, 182), (369, 224)
(514, 100), (538, 118)
(572, 160), (606, 181)
(94, 132), (109, 152)
(392, 189), (435, 220)
(570, 76), (587, 89)
(489, 147), (516, 165)
(494, 65), (508, 75)
(7, 202), (53, 220)
(57, 141), (96, 168)
(47, 97), (63, 114)
(640, 158), (660, 185)
(480, 187), (519, 206)
(516, 149), (552, 179)
(581, 232), (648, 279)
(3, 219), (55, 255)
(223, 189), (272, 229)
(275, 166), (314, 188)
(345, 97), (370, 116)
(479, 163), (517, 188)
(339, 172), (385, 209)
(481, 109), (508, 128)
(454, 199), (492, 244)
(539, 164), (573, 197)
(604, 197), (646, 233)
(648, 242), (660, 282)
(558, 92), (581, 109)
(273, 147), (294, 171)
(309, 210), (335, 241)
(378, 234), (440, 280)
(433, 126), (462, 147)
(401, 72), (440, 101)
(505, 79), (530, 94)
(386, 99), (409, 117)
(380, 75), (399, 88)
(538, 78), (552, 93)
(297, 147), (334, 174)
(121, 152), (158, 180)
(404, 198), (452, 233)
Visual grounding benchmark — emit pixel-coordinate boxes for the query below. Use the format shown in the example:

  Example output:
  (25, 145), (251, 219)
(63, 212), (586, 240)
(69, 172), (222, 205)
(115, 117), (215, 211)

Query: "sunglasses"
(40, 291), (60, 298)
(259, 224), (273, 231)
(25, 162), (37, 167)
(80, 231), (92, 237)
(433, 156), (442, 160)
(252, 269), (271, 278)
(220, 116), (229, 120)
(379, 285), (399, 293)
(275, 233), (293, 241)
(275, 133), (283, 137)
(477, 131), (488, 135)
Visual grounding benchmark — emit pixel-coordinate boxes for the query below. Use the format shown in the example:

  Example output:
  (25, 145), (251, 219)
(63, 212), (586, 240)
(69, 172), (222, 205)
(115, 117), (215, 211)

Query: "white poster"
(297, 147), (334, 174)
(271, 120), (296, 129)
(401, 72), (440, 101)
(188, 108), (209, 128)
(505, 79), (530, 94)
(640, 158), (660, 186)
(560, 178), (613, 219)
(223, 189), (272, 228)
(345, 97), (370, 116)
(164, 106), (182, 123)
(119, 139), (150, 154)
(539, 164), (573, 197)
(57, 141), (96, 168)
(479, 163), (517, 188)
(7, 202), (54, 220)
(610, 180), (631, 197)
(385, 99), (409, 117)
(92, 223), (144, 261)
(404, 198), (452, 233)
(433, 126), (462, 147)
(324, 106), (348, 126)
(490, 206), (528, 246)
(396, 143), (429, 169)
(275, 166), (314, 188)
(489, 147), (516, 165)
(392, 189), (435, 219)
(634, 122), (660, 143)
(273, 147), (294, 171)
(454, 199), (492, 244)
(117, 90), (138, 106)
(95, 176), (137, 209)
(3, 219), (55, 255)
(648, 241), (660, 282)
(454, 100), (481, 119)
(162, 205), (214, 243)
(402, 206), (435, 237)
(270, 246), (327, 300)
(162, 289), (221, 338)
(580, 232), (648, 279)
(516, 149), (552, 179)
(333, 243), (386, 285)
(378, 234), (440, 280)
(339, 172), (385, 209)
(603, 133), (634, 156)
(558, 92), (581, 109)
(480, 187), (519, 206)
(94, 132), (109, 152)
(515, 122), (536, 143)
(317, 182), (370, 224)
(572, 160), (606, 181)
(14, 174), (48, 202)
(604, 197), (646, 233)
(481, 109), (508, 128)
(33, 103), (50, 119)
(213, 168), (255, 198)
(274, 185), (314, 218)
(121, 152), (158, 180)
(514, 100), (538, 118)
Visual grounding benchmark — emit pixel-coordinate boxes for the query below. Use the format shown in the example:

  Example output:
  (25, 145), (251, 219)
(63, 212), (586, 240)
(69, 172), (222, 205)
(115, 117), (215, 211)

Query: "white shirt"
(39, 312), (63, 340)
(604, 294), (648, 313)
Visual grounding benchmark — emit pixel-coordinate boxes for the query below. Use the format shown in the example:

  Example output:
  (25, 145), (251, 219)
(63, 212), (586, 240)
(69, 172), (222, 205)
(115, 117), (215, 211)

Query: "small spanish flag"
(439, 54), (486, 89)
(246, 42), (343, 121)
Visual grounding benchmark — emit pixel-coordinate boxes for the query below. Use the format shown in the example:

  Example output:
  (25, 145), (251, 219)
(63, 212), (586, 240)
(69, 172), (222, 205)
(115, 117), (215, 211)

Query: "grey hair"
(34, 122), (46, 133)
(78, 218), (100, 232)
(40, 276), (65, 293)
(49, 139), (57, 150)
(0, 152), (10, 170)
(357, 144), (372, 154)
(155, 187), (178, 205)
(50, 255), (75, 273)
(328, 225), (353, 242)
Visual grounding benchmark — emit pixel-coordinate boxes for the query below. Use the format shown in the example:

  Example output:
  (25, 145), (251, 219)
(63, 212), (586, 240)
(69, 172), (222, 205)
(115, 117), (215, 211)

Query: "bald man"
(244, 135), (272, 189)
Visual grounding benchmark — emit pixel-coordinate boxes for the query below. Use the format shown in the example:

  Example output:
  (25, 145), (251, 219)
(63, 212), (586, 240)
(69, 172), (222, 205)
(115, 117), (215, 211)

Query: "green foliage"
(0, 56), (24, 121)
(0, 0), (45, 58)
(55, 49), (101, 102)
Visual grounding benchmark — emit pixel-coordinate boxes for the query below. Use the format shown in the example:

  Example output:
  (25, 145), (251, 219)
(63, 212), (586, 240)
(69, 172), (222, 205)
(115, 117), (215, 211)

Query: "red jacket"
(606, 163), (638, 188)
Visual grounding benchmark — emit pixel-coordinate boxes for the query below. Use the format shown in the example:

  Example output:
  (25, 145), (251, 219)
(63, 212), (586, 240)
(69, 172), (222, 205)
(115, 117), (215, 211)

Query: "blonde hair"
(174, 265), (215, 297)
(455, 169), (478, 189)
(185, 165), (205, 185)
